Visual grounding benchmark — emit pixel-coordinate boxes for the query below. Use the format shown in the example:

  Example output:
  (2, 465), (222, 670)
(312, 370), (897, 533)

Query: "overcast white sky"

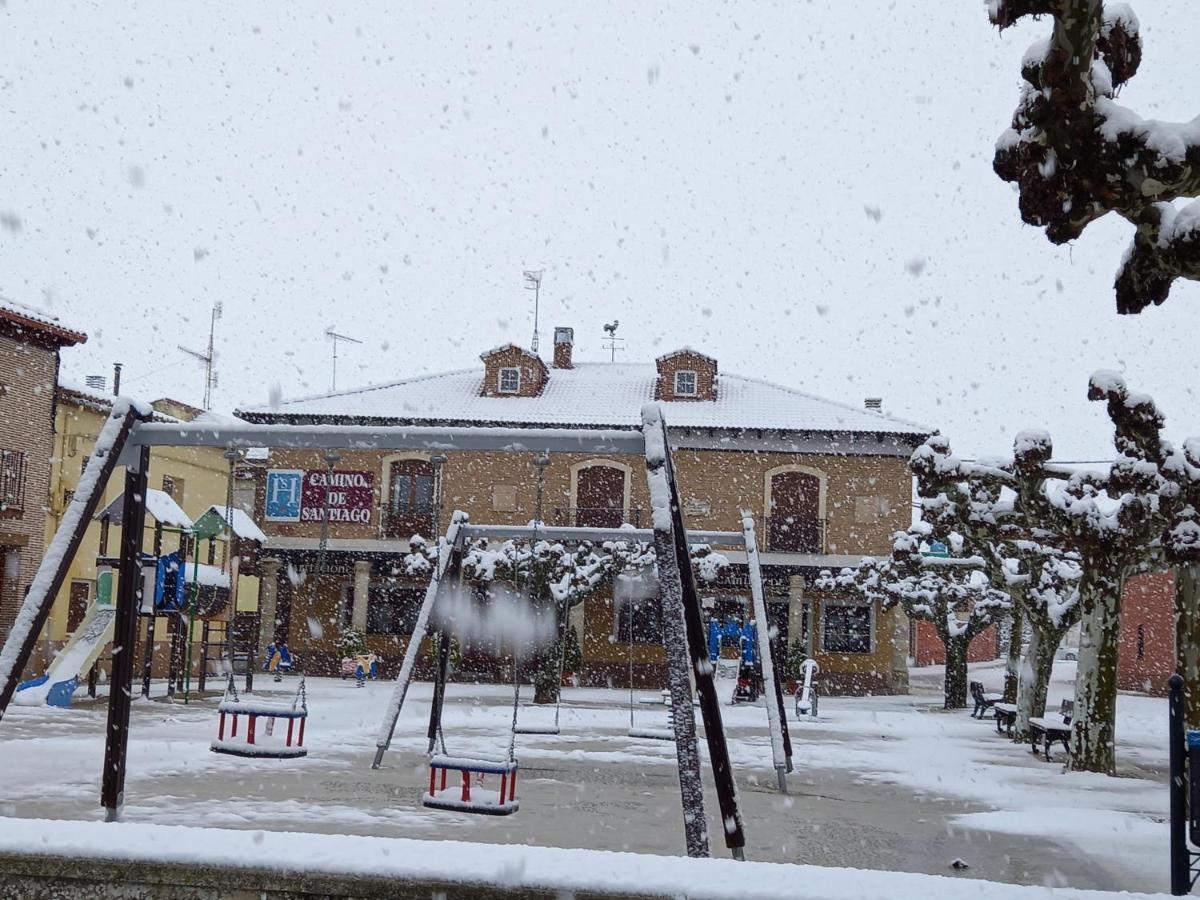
(2, 1), (1196, 459)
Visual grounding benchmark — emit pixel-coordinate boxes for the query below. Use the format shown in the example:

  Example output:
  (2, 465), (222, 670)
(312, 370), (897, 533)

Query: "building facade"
(237, 330), (931, 694)
(35, 381), (262, 680)
(1118, 571), (1175, 695)
(0, 300), (86, 637)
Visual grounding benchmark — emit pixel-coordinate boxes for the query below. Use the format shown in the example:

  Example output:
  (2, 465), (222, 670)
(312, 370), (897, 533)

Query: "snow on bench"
(1028, 699), (1074, 762)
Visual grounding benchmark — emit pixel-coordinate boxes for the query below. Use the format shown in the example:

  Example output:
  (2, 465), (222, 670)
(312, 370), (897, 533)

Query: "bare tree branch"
(990, 1), (1200, 312)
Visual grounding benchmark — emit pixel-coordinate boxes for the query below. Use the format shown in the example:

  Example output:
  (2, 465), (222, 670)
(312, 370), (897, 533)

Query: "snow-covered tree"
(908, 373), (1199, 773)
(908, 438), (1084, 739)
(459, 536), (727, 703)
(988, 1), (1200, 314)
(819, 528), (1010, 710)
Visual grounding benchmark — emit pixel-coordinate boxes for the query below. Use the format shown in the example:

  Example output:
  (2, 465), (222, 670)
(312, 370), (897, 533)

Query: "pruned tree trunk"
(1070, 578), (1123, 775)
(1176, 565), (1200, 730)
(532, 600), (562, 705)
(1004, 603), (1022, 703)
(943, 636), (970, 710)
(1014, 623), (1059, 741)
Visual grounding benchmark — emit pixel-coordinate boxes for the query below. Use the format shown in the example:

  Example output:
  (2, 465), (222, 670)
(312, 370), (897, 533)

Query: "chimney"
(553, 326), (574, 369)
(85, 375), (106, 392)
(864, 397), (883, 412)
(112, 362), (123, 396)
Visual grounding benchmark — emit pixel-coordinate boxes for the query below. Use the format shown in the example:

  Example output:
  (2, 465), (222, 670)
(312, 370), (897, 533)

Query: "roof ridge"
(237, 366), (482, 412)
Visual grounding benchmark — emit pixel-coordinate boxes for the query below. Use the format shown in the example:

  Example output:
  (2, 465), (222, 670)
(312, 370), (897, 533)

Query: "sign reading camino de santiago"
(265, 469), (374, 524)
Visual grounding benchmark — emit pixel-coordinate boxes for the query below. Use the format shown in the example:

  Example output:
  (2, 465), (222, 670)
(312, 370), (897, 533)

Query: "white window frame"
(674, 370), (698, 396)
(498, 367), (521, 394)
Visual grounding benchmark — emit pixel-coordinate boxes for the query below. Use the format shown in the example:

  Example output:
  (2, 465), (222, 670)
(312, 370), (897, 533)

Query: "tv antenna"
(325, 327), (363, 392)
(602, 320), (625, 362)
(178, 300), (222, 410)
(524, 269), (544, 353)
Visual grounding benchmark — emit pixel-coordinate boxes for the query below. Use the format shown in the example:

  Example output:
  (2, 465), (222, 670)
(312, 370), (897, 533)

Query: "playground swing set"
(0, 400), (791, 858)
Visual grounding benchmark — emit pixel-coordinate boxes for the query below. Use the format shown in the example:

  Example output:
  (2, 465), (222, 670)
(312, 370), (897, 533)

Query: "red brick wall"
(911, 619), (1000, 666)
(1118, 571), (1175, 695)
(0, 330), (60, 635)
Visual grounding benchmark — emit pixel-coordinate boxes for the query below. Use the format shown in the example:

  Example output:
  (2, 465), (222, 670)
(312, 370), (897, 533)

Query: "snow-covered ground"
(0, 659), (1172, 894)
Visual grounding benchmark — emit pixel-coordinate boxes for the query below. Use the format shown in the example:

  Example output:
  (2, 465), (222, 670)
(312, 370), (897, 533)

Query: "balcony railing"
(382, 507), (436, 540)
(553, 507), (644, 529)
(765, 515), (825, 553)
(0, 449), (27, 512)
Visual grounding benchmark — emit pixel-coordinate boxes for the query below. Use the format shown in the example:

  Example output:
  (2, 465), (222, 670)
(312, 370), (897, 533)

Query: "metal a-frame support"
(741, 515), (793, 793)
(372, 512), (469, 769)
(643, 404), (746, 860)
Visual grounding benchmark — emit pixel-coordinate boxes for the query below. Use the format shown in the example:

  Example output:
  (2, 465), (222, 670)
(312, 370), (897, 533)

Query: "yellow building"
(35, 381), (261, 687)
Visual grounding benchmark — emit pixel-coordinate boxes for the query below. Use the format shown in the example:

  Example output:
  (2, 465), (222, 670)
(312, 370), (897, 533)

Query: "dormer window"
(498, 367), (521, 394)
(674, 370), (698, 397)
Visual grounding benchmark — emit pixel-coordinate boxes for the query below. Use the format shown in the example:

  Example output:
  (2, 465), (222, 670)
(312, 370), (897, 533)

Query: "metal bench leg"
(1044, 735), (1053, 762)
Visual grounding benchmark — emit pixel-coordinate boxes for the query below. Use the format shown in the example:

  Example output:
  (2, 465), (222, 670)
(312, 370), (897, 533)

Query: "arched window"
(766, 467), (825, 553)
(383, 459), (435, 539)
(572, 462), (629, 528)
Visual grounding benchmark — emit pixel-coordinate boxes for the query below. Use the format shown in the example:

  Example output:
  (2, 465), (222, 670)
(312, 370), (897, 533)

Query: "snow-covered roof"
(184, 562), (231, 588)
(96, 489), (193, 529)
(198, 505), (268, 544)
(237, 362), (930, 437)
(58, 380), (182, 423)
(0, 296), (87, 346)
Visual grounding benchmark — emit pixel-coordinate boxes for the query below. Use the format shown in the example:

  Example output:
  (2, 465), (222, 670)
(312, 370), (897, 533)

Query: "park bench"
(969, 681), (1002, 719)
(992, 702), (1018, 735)
(1028, 699), (1074, 761)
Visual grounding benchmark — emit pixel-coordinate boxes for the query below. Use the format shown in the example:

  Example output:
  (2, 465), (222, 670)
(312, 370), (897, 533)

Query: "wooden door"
(67, 581), (90, 633)
(576, 466), (625, 528)
(768, 471), (822, 552)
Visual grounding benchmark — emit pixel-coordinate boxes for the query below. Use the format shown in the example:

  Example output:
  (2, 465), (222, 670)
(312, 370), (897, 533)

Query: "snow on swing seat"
(210, 684), (308, 759)
(422, 754), (519, 816)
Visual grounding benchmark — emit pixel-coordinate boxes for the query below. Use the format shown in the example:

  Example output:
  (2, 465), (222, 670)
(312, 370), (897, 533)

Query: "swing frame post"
(373, 515), (468, 769)
(741, 514), (792, 793)
(644, 405), (746, 861)
(101, 444), (151, 821)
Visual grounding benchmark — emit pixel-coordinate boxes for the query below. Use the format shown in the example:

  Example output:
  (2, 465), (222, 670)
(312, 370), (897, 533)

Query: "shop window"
(616, 596), (662, 645)
(823, 603), (872, 654)
(367, 583), (425, 635)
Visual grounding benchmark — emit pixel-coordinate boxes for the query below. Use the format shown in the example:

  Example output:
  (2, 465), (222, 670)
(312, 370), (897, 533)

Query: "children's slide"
(15, 604), (117, 708)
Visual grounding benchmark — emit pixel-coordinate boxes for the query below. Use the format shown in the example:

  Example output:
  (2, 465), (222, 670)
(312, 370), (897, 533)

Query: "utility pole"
(524, 270), (544, 353)
(179, 301), (222, 410)
(325, 328), (363, 393)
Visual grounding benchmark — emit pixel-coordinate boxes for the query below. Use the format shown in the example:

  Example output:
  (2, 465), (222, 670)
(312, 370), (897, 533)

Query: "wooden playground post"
(101, 443), (151, 821)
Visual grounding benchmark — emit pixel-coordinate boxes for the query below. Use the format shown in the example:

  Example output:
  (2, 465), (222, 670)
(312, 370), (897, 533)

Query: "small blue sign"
(265, 469), (303, 521)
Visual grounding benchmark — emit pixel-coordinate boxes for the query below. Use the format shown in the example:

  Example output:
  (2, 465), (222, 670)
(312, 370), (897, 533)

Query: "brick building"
(1118, 571), (1175, 695)
(910, 620), (1000, 667)
(0, 299), (86, 636)
(237, 328), (932, 694)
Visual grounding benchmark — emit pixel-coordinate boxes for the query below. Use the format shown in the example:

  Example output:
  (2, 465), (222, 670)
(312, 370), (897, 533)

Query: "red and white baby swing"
(211, 676), (309, 759)
(421, 654), (521, 816)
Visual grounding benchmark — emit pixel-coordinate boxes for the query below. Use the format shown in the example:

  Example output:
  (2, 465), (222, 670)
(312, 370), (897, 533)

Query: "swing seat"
(514, 724), (560, 736)
(210, 699), (308, 759)
(423, 754), (519, 815)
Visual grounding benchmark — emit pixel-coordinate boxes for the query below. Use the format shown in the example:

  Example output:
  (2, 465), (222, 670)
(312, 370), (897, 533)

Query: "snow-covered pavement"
(0, 660), (1172, 893)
